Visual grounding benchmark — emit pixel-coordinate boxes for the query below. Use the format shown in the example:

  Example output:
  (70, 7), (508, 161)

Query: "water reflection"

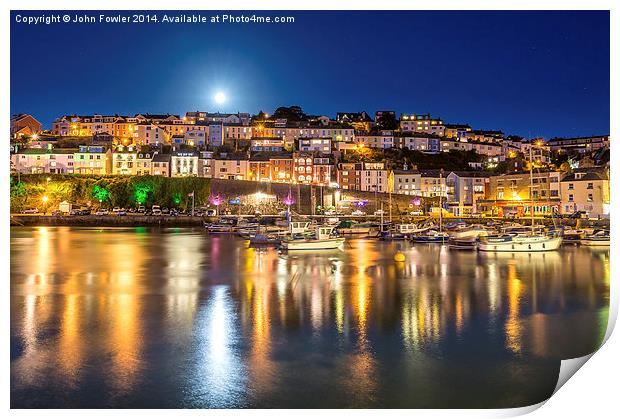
(10, 227), (609, 408)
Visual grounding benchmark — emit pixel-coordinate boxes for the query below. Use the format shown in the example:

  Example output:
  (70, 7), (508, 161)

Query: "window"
(568, 194), (574, 202)
(568, 183), (574, 190)
(588, 194), (593, 202)
(587, 183), (593, 189)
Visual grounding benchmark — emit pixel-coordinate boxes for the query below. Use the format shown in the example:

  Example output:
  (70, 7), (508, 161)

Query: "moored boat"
(580, 230), (610, 247)
(280, 226), (345, 251)
(412, 230), (449, 244)
(478, 233), (562, 252)
(448, 237), (478, 250)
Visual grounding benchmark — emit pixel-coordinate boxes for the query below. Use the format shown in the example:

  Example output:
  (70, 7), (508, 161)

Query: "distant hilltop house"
(11, 114), (42, 139)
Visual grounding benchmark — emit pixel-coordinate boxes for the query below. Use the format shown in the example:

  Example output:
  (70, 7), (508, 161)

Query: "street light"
(42, 195), (49, 215)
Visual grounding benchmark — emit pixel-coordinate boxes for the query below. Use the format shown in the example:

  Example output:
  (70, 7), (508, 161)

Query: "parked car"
(117, 210), (127, 216)
(206, 209), (217, 217)
(162, 207), (170, 214)
(409, 210), (423, 216)
(351, 210), (366, 216)
(95, 209), (109, 216)
(70, 209), (80, 216)
(80, 209), (91, 216)
(20, 208), (39, 214)
(137, 205), (146, 213)
(51, 210), (62, 216)
(152, 205), (162, 216)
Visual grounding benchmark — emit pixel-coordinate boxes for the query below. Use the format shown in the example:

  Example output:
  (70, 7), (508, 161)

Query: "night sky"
(10, 10), (609, 138)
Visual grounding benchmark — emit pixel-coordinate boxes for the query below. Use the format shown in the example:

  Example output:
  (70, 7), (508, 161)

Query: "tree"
(272, 106), (306, 122)
(376, 113), (398, 130)
(254, 110), (269, 121)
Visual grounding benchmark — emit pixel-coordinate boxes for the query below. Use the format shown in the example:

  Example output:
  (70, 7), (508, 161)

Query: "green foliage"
(10, 174), (212, 212)
(343, 148), (484, 171)
(92, 185), (110, 203)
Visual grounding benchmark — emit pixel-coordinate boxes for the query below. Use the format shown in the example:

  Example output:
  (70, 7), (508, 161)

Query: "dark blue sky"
(11, 10), (609, 138)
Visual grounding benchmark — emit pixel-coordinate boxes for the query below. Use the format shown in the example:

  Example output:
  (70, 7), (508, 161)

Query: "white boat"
(479, 145), (562, 253)
(580, 230), (610, 247)
(448, 237), (478, 250)
(281, 226), (345, 251)
(449, 224), (489, 239)
(478, 233), (562, 252)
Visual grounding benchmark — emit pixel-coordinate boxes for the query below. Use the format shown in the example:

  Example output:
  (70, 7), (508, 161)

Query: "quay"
(10, 213), (610, 229)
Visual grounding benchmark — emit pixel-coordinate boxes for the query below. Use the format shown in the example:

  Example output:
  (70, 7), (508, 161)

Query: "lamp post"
(42, 195), (49, 215)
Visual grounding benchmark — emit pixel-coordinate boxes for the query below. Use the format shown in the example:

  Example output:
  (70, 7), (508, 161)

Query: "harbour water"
(10, 226), (610, 408)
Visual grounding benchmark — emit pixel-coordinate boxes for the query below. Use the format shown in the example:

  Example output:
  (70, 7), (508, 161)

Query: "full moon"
(214, 92), (226, 104)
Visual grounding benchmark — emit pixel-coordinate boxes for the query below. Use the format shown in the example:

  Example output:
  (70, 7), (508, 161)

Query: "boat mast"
(439, 169), (443, 238)
(529, 145), (535, 233)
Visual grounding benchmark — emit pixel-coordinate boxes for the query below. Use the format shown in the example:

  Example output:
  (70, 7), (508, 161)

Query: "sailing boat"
(479, 143), (562, 252)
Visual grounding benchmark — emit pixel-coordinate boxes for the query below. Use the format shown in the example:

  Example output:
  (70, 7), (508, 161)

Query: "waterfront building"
(185, 111), (251, 125)
(11, 114), (41, 139)
(251, 137), (285, 152)
(396, 135), (440, 153)
(136, 149), (154, 176)
(547, 135), (609, 154)
(198, 151), (214, 178)
(293, 152), (315, 184)
(52, 115), (93, 136)
(269, 155), (294, 182)
(445, 171), (490, 216)
(336, 162), (359, 190)
(439, 138), (473, 152)
(520, 139), (552, 163)
(212, 155), (250, 180)
(90, 115), (119, 136)
(358, 162), (388, 192)
(11, 147), (75, 174)
(184, 128), (208, 147)
(468, 141), (503, 157)
(298, 138), (332, 153)
(248, 154), (272, 182)
(209, 123), (224, 147)
(419, 170), (447, 198)
(399, 113), (445, 136)
(465, 130), (504, 143)
(479, 170), (562, 217)
(151, 153), (171, 177)
(443, 124), (472, 139)
(134, 123), (169, 146)
(73, 145), (112, 175)
(312, 155), (333, 185)
(112, 145), (138, 175)
(170, 150), (199, 177)
(559, 167), (610, 218)
(355, 134), (394, 149)
(391, 169), (422, 196)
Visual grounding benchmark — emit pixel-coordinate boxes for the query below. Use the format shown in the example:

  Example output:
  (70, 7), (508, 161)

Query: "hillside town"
(10, 107), (610, 218)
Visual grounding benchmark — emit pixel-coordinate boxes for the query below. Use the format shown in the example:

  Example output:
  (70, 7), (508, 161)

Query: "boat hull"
(281, 238), (345, 251)
(580, 239), (610, 247)
(478, 236), (562, 252)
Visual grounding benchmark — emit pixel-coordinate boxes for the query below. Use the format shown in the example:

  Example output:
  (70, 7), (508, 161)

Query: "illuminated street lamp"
(209, 194), (223, 215)
(42, 195), (49, 215)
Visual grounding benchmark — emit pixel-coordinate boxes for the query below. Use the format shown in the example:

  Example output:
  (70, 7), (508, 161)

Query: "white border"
(2, 1), (617, 418)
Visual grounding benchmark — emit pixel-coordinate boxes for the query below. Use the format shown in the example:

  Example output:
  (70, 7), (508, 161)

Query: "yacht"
(478, 233), (562, 252)
(580, 230), (610, 247)
(280, 226), (345, 251)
